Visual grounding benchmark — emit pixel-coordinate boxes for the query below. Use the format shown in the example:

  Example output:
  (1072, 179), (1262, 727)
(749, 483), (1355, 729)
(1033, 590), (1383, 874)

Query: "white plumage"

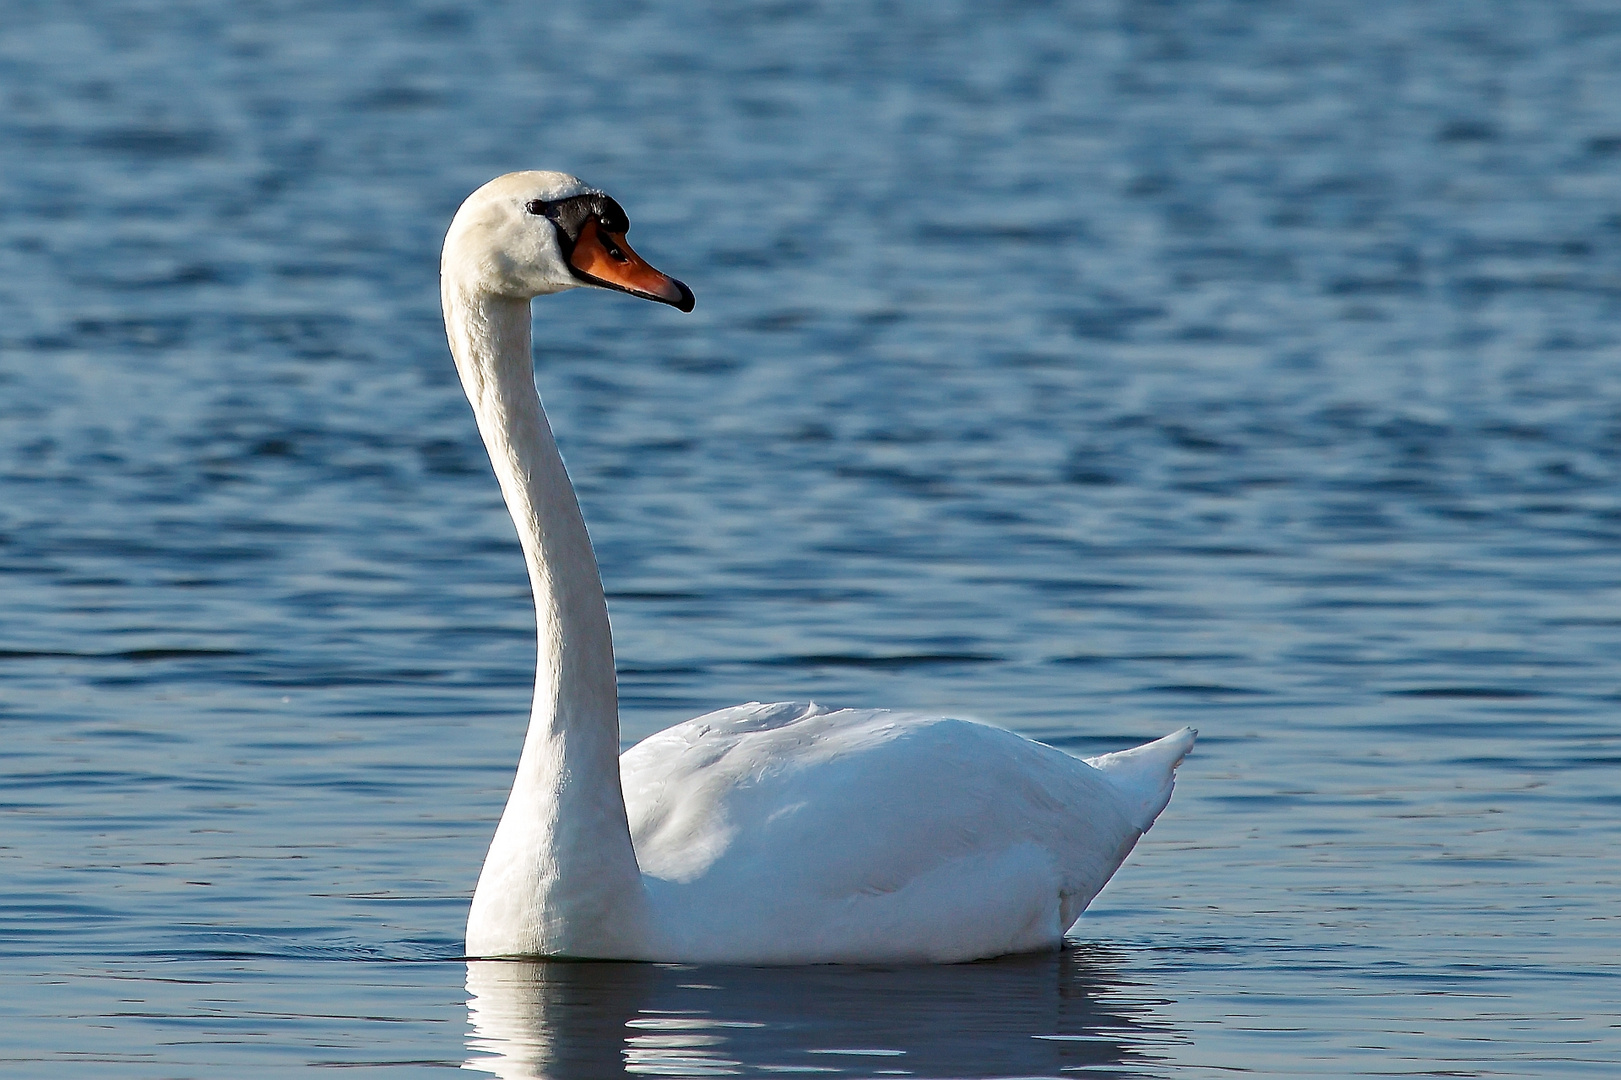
(625, 701), (1194, 963)
(444, 172), (1194, 964)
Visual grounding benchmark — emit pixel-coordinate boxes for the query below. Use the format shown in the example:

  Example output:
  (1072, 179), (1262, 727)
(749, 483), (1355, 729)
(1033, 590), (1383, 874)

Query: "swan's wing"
(615, 703), (1193, 960)
(621, 703), (1187, 960)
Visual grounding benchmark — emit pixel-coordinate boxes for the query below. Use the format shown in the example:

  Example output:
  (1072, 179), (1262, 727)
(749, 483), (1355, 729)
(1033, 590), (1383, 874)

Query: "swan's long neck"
(446, 284), (646, 958)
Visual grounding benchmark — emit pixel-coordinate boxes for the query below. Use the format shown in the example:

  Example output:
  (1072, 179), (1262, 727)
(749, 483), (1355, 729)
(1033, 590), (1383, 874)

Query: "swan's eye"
(524, 200), (547, 215)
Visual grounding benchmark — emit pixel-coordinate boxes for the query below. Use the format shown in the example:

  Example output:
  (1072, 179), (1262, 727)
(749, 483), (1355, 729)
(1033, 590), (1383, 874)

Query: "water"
(1, 0), (1617, 1075)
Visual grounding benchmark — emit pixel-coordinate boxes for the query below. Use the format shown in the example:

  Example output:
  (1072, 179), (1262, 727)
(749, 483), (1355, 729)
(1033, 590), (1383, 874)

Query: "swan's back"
(620, 702), (1193, 963)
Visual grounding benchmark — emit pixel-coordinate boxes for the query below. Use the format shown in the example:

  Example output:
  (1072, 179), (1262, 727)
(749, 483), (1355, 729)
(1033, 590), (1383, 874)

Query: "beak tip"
(672, 279), (695, 313)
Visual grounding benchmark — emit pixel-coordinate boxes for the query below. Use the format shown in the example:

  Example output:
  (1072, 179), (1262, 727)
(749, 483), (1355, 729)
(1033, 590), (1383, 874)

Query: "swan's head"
(442, 171), (694, 312)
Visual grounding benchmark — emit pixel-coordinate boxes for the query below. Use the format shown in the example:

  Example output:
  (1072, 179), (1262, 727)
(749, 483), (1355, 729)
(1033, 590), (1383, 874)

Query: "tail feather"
(1084, 727), (1196, 831)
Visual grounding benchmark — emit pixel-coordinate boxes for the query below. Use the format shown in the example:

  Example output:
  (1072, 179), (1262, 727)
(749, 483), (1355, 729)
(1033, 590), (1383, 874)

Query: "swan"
(445, 171), (1195, 964)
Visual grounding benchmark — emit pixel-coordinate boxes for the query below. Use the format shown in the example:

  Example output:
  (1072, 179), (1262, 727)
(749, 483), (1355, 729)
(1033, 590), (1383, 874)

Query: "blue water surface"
(1, 1), (1617, 1076)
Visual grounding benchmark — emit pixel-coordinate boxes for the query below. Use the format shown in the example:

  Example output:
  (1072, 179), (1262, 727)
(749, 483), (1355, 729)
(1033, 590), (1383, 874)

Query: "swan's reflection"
(465, 945), (1169, 1078)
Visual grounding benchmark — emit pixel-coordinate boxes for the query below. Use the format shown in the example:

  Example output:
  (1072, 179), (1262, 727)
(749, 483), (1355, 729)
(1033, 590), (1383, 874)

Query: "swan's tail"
(1084, 727), (1196, 831)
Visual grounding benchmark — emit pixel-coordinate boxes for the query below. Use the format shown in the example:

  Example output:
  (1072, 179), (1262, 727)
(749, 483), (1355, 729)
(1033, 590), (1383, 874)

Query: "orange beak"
(567, 217), (695, 312)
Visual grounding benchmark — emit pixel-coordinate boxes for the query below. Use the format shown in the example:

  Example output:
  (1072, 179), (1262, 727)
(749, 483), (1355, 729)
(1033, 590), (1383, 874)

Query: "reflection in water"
(465, 946), (1171, 1079)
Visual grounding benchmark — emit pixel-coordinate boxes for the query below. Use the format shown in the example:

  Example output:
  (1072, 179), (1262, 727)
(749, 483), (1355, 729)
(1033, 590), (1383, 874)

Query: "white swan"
(446, 171), (1195, 964)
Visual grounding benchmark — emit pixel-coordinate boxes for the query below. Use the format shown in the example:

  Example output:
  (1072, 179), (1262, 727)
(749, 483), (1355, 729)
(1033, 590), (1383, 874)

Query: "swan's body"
(447, 172), (1193, 964)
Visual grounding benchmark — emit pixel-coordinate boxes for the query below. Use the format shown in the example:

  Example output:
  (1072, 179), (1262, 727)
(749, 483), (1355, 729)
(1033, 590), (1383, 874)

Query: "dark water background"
(2, 1), (1618, 1076)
